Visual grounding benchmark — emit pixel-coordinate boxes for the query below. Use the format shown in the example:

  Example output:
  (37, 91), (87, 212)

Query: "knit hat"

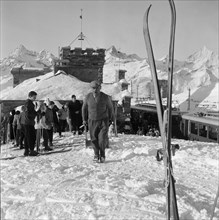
(90, 80), (100, 88)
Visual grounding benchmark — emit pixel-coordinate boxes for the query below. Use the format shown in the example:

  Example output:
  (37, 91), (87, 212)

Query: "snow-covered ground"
(1, 133), (218, 220)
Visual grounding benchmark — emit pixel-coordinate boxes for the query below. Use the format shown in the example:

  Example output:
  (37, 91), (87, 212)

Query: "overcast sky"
(1, 0), (218, 60)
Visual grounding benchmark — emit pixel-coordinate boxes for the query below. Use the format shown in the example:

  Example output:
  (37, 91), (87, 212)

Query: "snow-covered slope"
(103, 46), (219, 111)
(0, 44), (56, 91)
(1, 45), (218, 111)
(1, 133), (218, 220)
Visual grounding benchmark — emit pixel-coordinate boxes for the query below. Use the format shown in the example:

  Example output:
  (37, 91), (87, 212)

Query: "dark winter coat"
(24, 99), (37, 126)
(82, 92), (114, 121)
(45, 107), (53, 129)
(67, 100), (82, 119)
(51, 105), (59, 125)
(13, 114), (22, 130)
(20, 112), (26, 125)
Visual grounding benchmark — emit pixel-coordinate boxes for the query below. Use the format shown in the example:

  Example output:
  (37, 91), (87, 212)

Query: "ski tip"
(143, 4), (152, 29)
(146, 4), (152, 13)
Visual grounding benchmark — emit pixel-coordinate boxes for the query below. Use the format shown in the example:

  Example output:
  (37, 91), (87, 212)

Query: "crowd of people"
(1, 80), (115, 163)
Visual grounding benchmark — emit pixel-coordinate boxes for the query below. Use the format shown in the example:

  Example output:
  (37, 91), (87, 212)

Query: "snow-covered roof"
(0, 71), (91, 100)
(119, 79), (129, 85)
(182, 112), (219, 126)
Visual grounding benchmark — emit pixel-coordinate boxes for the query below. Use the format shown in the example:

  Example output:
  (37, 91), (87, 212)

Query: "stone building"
(146, 79), (168, 99)
(11, 67), (51, 87)
(54, 46), (105, 83)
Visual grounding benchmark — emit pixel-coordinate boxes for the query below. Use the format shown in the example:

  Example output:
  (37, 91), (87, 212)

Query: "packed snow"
(1, 132), (218, 220)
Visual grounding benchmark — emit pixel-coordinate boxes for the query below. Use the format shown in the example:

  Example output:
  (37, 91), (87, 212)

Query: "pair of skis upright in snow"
(143, 0), (179, 219)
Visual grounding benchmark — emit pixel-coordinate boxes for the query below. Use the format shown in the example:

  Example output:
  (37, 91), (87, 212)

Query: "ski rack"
(143, 0), (179, 219)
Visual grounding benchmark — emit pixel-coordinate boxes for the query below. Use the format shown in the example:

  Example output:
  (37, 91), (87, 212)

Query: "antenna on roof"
(78, 9), (84, 48)
(69, 9), (85, 48)
(69, 9), (98, 49)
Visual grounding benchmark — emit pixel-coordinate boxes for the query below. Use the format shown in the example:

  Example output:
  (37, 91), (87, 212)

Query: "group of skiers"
(1, 93), (84, 156)
(1, 80), (115, 163)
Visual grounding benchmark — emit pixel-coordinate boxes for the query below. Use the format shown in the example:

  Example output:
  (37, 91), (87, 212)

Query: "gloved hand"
(83, 121), (87, 126)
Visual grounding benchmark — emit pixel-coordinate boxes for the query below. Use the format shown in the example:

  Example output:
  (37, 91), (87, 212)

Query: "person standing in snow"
(45, 103), (54, 147)
(19, 105), (26, 149)
(67, 95), (82, 135)
(82, 80), (114, 163)
(8, 109), (16, 143)
(58, 104), (68, 133)
(12, 110), (21, 147)
(48, 101), (61, 136)
(23, 91), (39, 156)
(35, 102), (53, 152)
(1, 112), (9, 144)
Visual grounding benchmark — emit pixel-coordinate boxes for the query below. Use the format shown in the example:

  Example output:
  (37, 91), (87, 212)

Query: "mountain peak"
(10, 44), (34, 58)
(17, 44), (27, 51)
(107, 46), (120, 56)
(1, 45), (56, 70)
(106, 46), (143, 61)
(186, 46), (213, 63)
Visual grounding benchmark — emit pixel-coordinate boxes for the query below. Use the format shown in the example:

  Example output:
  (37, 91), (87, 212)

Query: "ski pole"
(210, 184), (219, 220)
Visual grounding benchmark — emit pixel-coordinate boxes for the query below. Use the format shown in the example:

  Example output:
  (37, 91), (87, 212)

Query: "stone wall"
(54, 47), (105, 83)
(149, 79), (168, 99)
(11, 68), (51, 87)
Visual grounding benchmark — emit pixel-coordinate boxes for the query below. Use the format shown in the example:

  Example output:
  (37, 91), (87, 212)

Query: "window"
(191, 122), (198, 135)
(209, 126), (218, 141)
(199, 124), (207, 137)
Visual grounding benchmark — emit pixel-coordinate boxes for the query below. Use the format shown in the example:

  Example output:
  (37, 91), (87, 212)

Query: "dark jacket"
(13, 114), (21, 129)
(67, 100), (81, 119)
(24, 99), (37, 126)
(51, 105), (59, 124)
(20, 112), (26, 125)
(82, 92), (114, 121)
(45, 107), (54, 129)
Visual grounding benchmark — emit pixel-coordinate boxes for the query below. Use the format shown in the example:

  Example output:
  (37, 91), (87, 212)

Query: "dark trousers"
(70, 115), (81, 132)
(20, 125), (25, 148)
(88, 118), (109, 158)
(42, 129), (49, 147)
(24, 125), (36, 151)
(47, 128), (53, 144)
(9, 124), (14, 140)
(53, 122), (60, 134)
(13, 125), (17, 141)
(55, 122), (61, 136)
(2, 123), (8, 144)
(59, 119), (67, 132)
(15, 129), (21, 146)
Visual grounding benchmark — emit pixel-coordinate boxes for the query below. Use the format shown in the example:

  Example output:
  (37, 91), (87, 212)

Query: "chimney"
(187, 88), (191, 111)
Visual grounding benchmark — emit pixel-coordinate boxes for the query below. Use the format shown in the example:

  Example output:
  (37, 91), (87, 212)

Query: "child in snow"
(108, 122), (114, 138)
(12, 110), (21, 147)
(137, 126), (144, 135)
(58, 105), (68, 134)
(35, 102), (53, 152)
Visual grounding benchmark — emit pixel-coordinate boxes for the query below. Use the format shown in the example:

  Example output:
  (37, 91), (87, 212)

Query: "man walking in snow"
(67, 95), (82, 135)
(82, 80), (114, 163)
